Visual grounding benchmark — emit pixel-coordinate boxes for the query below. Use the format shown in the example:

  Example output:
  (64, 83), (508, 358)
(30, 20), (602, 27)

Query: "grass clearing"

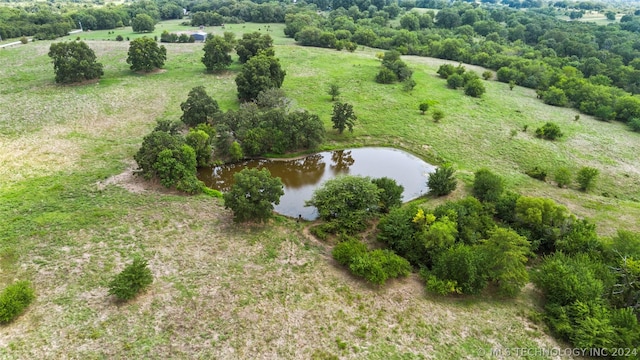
(0, 23), (637, 358)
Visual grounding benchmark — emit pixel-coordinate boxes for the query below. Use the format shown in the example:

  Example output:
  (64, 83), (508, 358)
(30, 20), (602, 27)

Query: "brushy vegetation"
(0, 281), (35, 324)
(108, 257), (153, 302)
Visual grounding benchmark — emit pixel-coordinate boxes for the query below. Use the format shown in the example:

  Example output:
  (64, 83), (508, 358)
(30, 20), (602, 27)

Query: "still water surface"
(198, 147), (436, 220)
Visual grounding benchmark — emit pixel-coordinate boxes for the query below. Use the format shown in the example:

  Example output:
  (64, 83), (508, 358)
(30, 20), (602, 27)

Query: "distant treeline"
(285, 2), (640, 130)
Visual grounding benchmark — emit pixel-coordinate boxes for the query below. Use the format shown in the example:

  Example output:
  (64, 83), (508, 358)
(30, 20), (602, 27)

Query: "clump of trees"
(438, 64), (485, 97)
(127, 37), (167, 72)
(223, 168), (284, 223)
(333, 237), (411, 285)
(236, 32), (274, 64)
(160, 31), (195, 43)
(48, 41), (103, 84)
(375, 50), (413, 84)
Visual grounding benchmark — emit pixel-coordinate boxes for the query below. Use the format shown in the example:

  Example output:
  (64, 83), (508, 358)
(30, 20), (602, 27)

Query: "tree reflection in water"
(330, 150), (354, 176)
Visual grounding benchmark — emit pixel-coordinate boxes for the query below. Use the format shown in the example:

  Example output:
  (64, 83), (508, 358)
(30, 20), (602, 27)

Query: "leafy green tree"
(48, 41), (103, 84)
(535, 122), (564, 140)
(428, 164), (457, 196)
(371, 177), (404, 213)
(223, 168), (284, 223)
(153, 144), (203, 193)
(413, 209), (458, 255)
(554, 167), (572, 188)
(229, 141), (244, 162)
(131, 13), (155, 33)
(464, 78), (486, 97)
(375, 68), (397, 84)
(432, 244), (487, 294)
(0, 281), (35, 323)
(419, 102), (429, 115)
(472, 168), (504, 202)
(605, 11), (616, 21)
(377, 204), (428, 266)
(202, 35), (233, 72)
(434, 197), (496, 245)
(235, 52), (286, 102)
(108, 257), (153, 301)
(328, 83), (340, 101)
(629, 118), (640, 132)
(576, 167), (599, 192)
(481, 228), (531, 297)
(331, 102), (357, 134)
(134, 130), (184, 180)
(180, 86), (220, 127)
(185, 129), (212, 167)
(541, 86), (568, 106)
(306, 175), (380, 233)
(236, 32), (274, 63)
(127, 37), (166, 72)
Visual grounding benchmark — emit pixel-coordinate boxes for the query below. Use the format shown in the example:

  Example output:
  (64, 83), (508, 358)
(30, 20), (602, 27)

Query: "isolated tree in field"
(235, 52), (286, 102)
(328, 83), (340, 101)
(331, 102), (357, 134)
(131, 14), (155, 33)
(127, 37), (166, 72)
(236, 32), (274, 63)
(108, 257), (153, 301)
(428, 164), (457, 196)
(535, 122), (564, 140)
(576, 167), (599, 192)
(180, 86), (220, 127)
(48, 41), (103, 84)
(432, 109), (445, 122)
(223, 168), (284, 223)
(202, 35), (233, 72)
(419, 102), (429, 115)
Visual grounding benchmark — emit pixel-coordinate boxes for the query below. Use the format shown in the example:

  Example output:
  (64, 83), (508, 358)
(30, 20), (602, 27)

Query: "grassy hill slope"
(0, 23), (638, 358)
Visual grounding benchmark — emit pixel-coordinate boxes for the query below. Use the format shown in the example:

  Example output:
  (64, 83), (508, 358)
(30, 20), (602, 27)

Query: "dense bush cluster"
(438, 64), (485, 97)
(332, 237), (411, 285)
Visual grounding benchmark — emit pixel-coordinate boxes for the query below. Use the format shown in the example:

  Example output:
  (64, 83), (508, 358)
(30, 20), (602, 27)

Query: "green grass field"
(0, 22), (637, 358)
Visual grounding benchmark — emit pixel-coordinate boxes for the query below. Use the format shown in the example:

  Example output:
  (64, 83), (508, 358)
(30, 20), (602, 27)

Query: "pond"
(198, 147), (436, 220)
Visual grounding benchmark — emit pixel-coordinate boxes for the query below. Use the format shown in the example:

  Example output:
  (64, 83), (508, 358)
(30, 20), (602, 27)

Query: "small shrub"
(349, 249), (411, 285)
(428, 164), (457, 196)
(375, 68), (397, 84)
(509, 80), (515, 90)
(116, 35), (124, 41)
(446, 74), (464, 89)
(432, 244), (487, 295)
(0, 281), (35, 323)
(554, 167), (572, 188)
(576, 167), (599, 192)
(332, 238), (367, 266)
(108, 257), (153, 301)
(464, 78), (486, 97)
(535, 122), (564, 140)
(419, 102), (429, 115)
(482, 71), (492, 80)
(423, 272), (460, 295)
(432, 109), (444, 123)
(510, 129), (518, 138)
(525, 166), (547, 181)
(472, 168), (504, 203)
(371, 177), (404, 213)
(402, 78), (416, 92)
(522, 124), (528, 132)
(20, 36), (28, 44)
